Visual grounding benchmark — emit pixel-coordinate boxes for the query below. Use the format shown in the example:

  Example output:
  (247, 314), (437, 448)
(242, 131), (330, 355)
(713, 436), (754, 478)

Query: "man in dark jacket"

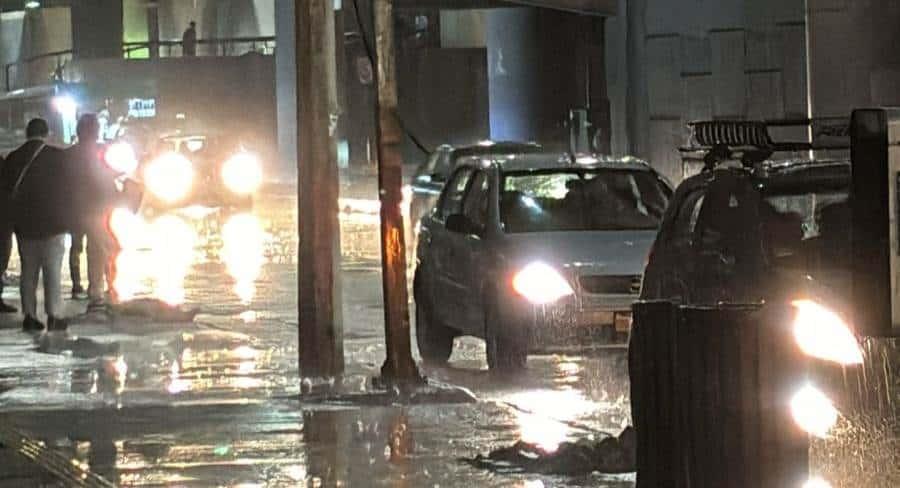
(0, 118), (68, 331)
(0, 153), (16, 313)
(67, 114), (119, 310)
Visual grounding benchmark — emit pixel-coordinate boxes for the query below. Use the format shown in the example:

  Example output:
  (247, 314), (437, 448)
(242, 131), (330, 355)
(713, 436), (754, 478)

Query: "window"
(668, 190), (705, 252)
(436, 167), (473, 220)
(462, 171), (490, 230)
(500, 169), (670, 233)
(762, 190), (850, 285)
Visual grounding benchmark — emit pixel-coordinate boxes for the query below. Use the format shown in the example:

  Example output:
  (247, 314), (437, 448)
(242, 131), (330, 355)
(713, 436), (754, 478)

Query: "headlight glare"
(512, 262), (574, 305)
(791, 299), (863, 365)
(803, 477), (833, 488)
(104, 142), (138, 175)
(222, 152), (263, 195)
(144, 152), (193, 203)
(790, 384), (838, 438)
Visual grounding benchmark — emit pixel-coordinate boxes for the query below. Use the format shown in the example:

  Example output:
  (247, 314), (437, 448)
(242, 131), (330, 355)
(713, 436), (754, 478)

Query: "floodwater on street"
(0, 183), (634, 487)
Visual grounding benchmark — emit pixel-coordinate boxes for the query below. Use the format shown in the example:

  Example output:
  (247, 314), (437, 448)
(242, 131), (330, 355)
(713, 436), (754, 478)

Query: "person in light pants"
(0, 118), (69, 331)
(17, 235), (66, 324)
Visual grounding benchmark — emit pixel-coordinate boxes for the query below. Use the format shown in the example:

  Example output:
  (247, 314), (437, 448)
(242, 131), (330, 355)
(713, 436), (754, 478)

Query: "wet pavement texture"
(0, 183), (633, 487)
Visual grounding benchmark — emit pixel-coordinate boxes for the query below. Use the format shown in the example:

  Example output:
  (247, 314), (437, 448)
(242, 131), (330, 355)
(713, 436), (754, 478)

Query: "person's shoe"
(0, 301), (16, 313)
(22, 316), (45, 332)
(71, 286), (87, 300)
(47, 317), (68, 332)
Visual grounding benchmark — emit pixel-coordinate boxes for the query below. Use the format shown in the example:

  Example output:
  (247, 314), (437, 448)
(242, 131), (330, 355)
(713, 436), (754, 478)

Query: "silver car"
(414, 152), (672, 370)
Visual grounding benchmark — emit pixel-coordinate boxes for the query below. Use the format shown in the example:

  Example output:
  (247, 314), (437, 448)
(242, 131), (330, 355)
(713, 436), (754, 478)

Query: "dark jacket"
(0, 139), (69, 239)
(65, 143), (119, 234)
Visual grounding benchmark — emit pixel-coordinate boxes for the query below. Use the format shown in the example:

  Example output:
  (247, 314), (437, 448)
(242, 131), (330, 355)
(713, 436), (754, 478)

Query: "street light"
(25, 1), (40, 9)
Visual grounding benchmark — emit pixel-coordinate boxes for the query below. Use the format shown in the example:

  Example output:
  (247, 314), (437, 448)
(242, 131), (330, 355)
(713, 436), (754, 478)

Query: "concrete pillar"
(275, 0), (297, 178)
(486, 8), (542, 141)
(70, 0), (123, 59)
(487, 8), (609, 151)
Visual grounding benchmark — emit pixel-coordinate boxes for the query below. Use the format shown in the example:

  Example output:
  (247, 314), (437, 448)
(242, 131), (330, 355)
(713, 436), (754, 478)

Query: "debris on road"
(464, 426), (636, 475)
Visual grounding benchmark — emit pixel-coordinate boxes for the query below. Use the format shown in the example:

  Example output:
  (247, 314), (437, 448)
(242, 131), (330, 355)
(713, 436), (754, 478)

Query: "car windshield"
(501, 169), (669, 233)
(762, 189), (850, 282)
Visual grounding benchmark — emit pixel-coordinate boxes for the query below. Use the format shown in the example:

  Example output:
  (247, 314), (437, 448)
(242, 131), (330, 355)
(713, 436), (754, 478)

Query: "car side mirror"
(446, 213), (476, 234)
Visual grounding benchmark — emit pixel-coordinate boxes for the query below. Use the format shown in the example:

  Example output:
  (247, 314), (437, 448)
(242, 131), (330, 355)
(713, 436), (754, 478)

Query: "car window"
(501, 169), (669, 233)
(762, 190), (850, 287)
(436, 167), (474, 220)
(462, 171), (490, 230)
(668, 190), (705, 252)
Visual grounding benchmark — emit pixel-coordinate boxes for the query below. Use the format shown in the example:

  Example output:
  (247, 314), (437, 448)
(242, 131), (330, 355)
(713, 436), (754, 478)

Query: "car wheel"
(484, 290), (527, 372)
(414, 277), (454, 364)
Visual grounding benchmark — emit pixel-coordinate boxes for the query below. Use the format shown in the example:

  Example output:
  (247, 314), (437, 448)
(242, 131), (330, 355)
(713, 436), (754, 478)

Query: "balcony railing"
(5, 36), (276, 92)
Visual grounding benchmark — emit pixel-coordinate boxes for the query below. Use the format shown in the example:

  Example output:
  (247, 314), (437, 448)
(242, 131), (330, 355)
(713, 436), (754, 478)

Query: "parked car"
(407, 141), (542, 251)
(414, 152), (672, 370)
(631, 124), (863, 485)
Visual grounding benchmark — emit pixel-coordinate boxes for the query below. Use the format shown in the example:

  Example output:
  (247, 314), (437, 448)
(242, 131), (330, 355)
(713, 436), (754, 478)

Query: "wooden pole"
(373, 0), (422, 385)
(297, 0), (344, 378)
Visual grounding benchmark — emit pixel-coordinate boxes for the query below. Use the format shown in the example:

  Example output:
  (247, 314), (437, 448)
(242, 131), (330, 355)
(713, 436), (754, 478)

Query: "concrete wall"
(808, 0), (900, 118)
(611, 0), (808, 183)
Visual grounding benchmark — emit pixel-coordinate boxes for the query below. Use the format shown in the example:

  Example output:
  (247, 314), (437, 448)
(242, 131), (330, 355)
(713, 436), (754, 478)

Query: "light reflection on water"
(506, 388), (597, 452)
(109, 208), (268, 306)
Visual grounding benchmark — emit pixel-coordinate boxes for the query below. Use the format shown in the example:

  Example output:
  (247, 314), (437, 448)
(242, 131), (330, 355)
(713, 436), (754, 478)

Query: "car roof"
(448, 141), (542, 157)
(457, 151), (655, 173)
(681, 158), (850, 194)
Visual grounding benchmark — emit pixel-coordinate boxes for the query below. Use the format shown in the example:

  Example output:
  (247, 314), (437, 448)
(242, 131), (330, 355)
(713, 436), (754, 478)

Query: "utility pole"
(296, 0), (344, 378)
(373, 0), (422, 385)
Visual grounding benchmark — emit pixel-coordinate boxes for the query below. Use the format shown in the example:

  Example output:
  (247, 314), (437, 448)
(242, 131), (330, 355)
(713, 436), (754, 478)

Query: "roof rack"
(681, 118), (849, 171)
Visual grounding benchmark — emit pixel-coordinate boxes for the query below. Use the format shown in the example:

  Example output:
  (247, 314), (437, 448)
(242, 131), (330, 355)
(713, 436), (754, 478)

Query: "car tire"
(484, 290), (527, 372)
(414, 275), (454, 364)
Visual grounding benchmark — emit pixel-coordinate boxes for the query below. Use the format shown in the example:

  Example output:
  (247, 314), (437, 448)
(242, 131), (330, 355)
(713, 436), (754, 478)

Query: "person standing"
(0, 118), (69, 331)
(67, 114), (119, 311)
(0, 153), (16, 313)
(182, 21), (197, 57)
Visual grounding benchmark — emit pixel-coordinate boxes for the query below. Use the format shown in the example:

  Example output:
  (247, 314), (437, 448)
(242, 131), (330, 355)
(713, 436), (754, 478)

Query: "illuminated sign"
(128, 98), (156, 118)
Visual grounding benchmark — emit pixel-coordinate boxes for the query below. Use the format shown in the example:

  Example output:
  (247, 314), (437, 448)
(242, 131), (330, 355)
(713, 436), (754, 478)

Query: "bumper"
(504, 293), (637, 351)
(144, 185), (253, 211)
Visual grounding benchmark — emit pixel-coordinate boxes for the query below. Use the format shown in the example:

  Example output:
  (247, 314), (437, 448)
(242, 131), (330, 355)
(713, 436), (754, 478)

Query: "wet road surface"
(0, 183), (634, 487)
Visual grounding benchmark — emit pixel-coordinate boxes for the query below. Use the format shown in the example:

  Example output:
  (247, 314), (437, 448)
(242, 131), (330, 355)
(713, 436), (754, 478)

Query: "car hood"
(500, 230), (657, 276)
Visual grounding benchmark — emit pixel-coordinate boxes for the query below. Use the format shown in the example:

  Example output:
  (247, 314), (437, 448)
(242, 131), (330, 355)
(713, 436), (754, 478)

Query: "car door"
(450, 170), (491, 334)
(424, 166), (475, 328)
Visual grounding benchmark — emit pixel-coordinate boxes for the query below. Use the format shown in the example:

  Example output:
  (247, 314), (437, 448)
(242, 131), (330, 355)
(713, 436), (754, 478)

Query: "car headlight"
(222, 152), (262, 195)
(790, 383), (838, 438)
(512, 262), (574, 305)
(104, 141), (138, 175)
(791, 299), (863, 365)
(144, 152), (194, 203)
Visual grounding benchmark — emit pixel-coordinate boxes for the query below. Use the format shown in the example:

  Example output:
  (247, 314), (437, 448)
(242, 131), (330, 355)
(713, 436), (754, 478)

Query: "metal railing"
(122, 36), (276, 59)
(4, 36), (276, 92)
(4, 49), (73, 92)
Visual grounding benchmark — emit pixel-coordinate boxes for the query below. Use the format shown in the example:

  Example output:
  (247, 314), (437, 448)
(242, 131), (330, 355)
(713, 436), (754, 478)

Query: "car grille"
(578, 275), (642, 295)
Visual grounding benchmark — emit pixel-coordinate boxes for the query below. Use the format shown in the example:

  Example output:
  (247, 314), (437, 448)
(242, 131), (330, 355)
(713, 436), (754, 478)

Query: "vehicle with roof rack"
(413, 151), (672, 370)
(629, 118), (865, 486)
